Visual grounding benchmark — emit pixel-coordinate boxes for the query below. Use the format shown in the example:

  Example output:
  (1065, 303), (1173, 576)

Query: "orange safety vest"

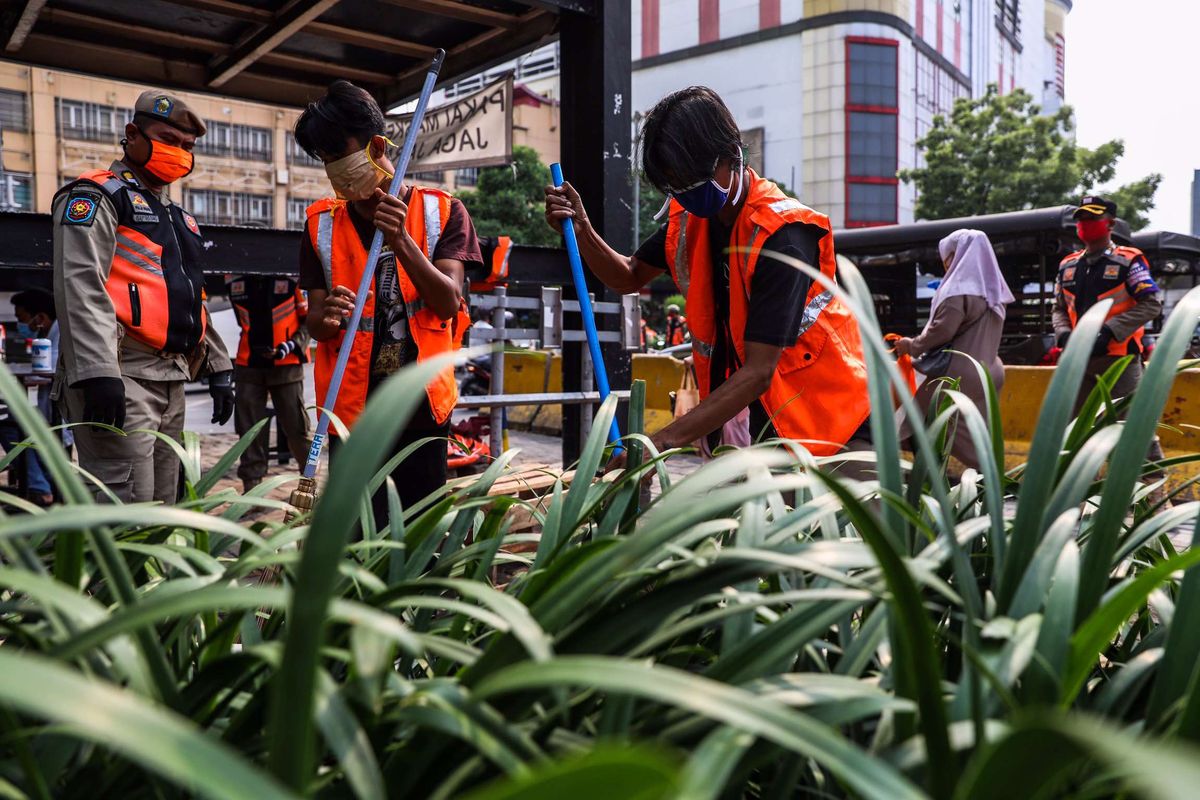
(57, 169), (208, 353)
(1058, 245), (1152, 356)
(470, 236), (512, 292)
(227, 275), (308, 368)
(665, 314), (688, 346)
(662, 170), (871, 455)
(307, 187), (467, 431)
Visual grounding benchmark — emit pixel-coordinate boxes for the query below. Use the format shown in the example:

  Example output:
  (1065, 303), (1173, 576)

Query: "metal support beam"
(4, 0), (48, 52)
(208, 0), (343, 88)
(558, 0), (633, 464)
(507, 0), (595, 15)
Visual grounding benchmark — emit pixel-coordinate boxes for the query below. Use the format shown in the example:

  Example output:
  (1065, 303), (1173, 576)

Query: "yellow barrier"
(1000, 365), (1200, 498)
(498, 350), (687, 436)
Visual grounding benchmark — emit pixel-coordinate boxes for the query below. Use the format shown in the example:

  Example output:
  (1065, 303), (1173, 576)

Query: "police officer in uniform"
(226, 274), (311, 492)
(53, 91), (234, 504)
(1054, 194), (1164, 461)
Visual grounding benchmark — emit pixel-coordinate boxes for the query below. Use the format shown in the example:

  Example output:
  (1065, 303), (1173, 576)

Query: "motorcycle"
(459, 353), (492, 396)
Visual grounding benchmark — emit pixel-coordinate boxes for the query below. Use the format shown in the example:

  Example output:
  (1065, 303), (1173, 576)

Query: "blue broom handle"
(304, 49), (446, 479)
(549, 163), (623, 452)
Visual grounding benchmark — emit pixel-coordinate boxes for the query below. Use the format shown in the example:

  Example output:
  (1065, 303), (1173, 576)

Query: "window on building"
(184, 189), (274, 227)
(56, 99), (121, 143)
(413, 170), (445, 184)
(845, 38), (899, 226)
(195, 122), (272, 161)
(286, 196), (315, 230)
(455, 167), (479, 186)
(0, 90), (28, 132)
(286, 132), (322, 167)
(996, 0), (1020, 44)
(741, 127), (765, 176)
(0, 172), (32, 211)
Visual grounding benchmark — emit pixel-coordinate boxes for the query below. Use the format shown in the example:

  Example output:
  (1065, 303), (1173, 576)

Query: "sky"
(1065, 0), (1196, 232)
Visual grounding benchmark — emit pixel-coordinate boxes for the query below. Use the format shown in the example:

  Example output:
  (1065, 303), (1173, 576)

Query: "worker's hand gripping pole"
(550, 163), (623, 453)
(289, 49), (445, 517)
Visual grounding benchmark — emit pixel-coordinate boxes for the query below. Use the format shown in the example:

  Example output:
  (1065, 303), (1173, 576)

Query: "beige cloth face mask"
(325, 138), (395, 201)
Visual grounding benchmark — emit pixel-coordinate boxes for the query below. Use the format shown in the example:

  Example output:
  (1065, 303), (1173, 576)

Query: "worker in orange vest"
(52, 90), (233, 504)
(1053, 194), (1165, 466)
(295, 81), (482, 514)
(226, 274), (312, 492)
(664, 303), (689, 346)
(546, 86), (871, 460)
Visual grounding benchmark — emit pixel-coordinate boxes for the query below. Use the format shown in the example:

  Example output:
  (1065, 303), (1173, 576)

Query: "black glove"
(1092, 326), (1115, 359)
(74, 376), (126, 430)
(274, 340), (297, 360)
(209, 370), (234, 425)
(1056, 330), (1071, 349)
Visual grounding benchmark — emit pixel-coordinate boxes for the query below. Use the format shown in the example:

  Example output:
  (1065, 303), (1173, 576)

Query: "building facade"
(632, 0), (1072, 227)
(0, 58), (561, 228)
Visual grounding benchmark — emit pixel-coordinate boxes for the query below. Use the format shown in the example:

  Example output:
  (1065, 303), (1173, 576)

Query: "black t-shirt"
(634, 219), (826, 442)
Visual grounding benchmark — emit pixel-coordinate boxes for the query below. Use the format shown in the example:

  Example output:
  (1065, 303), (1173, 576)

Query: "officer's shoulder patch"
(181, 210), (201, 236)
(1103, 264), (1121, 279)
(62, 193), (99, 226)
(274, 279), (291, 294)
(229, 280), (245, 295)
(1063, 267), (1076, 281)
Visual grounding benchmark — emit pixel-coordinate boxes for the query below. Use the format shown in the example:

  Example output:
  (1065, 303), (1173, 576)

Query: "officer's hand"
(74, 377), (126, 430)
(1091, 326), (1115, 359)
(1056, 330), (1071, 349)
(209, 370), (234, 425)
(372, 188), (409, 245)
(321, 285), (371, 329)
(544, 181), (589, 234)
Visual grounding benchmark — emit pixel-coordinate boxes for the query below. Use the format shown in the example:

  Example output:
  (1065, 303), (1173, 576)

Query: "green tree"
(457, 145), (560, 247)
(899, 85), (1162, 230)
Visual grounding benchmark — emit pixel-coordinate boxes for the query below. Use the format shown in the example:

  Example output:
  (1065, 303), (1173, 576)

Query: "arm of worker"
(52, 188), (121, 384)
(1104, 257), (1163, 342)
(373, 188), (463, 320)
(898, 297), (968, 358)
(1052, 274), (1073, 347)
(286, 288), (313, 359)
(199, 303), (233, 374)
(652, 342), (784, 451)
(544, 181), (663, 294)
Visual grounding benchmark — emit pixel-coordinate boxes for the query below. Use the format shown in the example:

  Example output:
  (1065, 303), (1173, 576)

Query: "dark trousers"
(1074, 355), (1165, 471)
(330, 402), (449, 529)
(233, 370), (310, 485)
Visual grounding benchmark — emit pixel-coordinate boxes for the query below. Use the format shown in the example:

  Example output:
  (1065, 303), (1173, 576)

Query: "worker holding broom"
(295, 80), (482, 515)
(545, 86), (872, 461)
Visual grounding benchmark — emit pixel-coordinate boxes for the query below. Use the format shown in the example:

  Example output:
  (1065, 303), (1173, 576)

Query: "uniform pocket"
(128, 283), (142, 327)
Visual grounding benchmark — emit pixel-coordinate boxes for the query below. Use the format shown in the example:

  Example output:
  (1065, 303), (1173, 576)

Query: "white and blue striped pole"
(301, 49), (445, 483)
(550, 163), (623, 453)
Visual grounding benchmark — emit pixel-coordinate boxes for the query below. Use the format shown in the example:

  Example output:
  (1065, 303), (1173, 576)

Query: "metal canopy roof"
(0, 0), (575, 108)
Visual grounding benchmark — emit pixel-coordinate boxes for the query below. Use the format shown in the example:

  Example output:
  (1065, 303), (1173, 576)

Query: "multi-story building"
(0, 58), (561, 227)
(632, 0), (1072, 227)
(1192, 170), (1200, 237)
(0, 61), (330, 230)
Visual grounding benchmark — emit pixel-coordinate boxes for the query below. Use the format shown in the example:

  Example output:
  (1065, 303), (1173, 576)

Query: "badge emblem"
(1103, 264), (1121, 279)
(129, 192), (152, 212)
(274, 280), (291, 294)
(1063, 267), (1075, 281)
(63, 194), (97, 225)
(120, 169), (139, 186)
(154, 96), (173, 117)
(230, 280), (245, 295)
(182, 211), (201, 236)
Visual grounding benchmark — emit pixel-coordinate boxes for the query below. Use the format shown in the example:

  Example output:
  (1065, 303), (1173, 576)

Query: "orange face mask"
(135, 127), (194, 184)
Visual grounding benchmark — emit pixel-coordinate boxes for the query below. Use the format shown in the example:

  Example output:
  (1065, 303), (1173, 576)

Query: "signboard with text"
(385, 75), (513, 173)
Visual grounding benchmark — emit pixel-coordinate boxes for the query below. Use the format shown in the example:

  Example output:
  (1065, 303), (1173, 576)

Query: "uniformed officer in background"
(52, 90), (233, 504)
(226, 274), (311, 492)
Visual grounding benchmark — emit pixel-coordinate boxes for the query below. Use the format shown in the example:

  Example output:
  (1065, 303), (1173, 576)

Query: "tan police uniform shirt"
(53, 160), (232, 386)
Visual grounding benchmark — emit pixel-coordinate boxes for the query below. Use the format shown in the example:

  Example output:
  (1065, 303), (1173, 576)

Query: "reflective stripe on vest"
(424, 194), (442, 256)
(316, 210), (335, 292)
(796, 290), (834, 336)
(674, 210), (691, 295)
(692, 337), (714, 357)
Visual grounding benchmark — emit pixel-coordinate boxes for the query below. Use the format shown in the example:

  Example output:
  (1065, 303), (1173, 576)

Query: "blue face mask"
(16, 322), (35, 340)
(655, 156), (745, 220)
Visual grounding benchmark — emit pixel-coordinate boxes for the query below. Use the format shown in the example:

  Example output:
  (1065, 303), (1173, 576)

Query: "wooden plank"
(5, 0), (49, 52)
(378, 0), (523, 29)
(209, 0), (344, 88)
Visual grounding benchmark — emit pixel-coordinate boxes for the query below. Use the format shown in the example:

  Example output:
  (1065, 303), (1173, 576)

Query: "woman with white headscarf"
(895, 229), (1014, 469)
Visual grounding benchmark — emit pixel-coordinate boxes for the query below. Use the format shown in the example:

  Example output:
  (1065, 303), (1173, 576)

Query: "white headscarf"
(929, 229), (1014, 320)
